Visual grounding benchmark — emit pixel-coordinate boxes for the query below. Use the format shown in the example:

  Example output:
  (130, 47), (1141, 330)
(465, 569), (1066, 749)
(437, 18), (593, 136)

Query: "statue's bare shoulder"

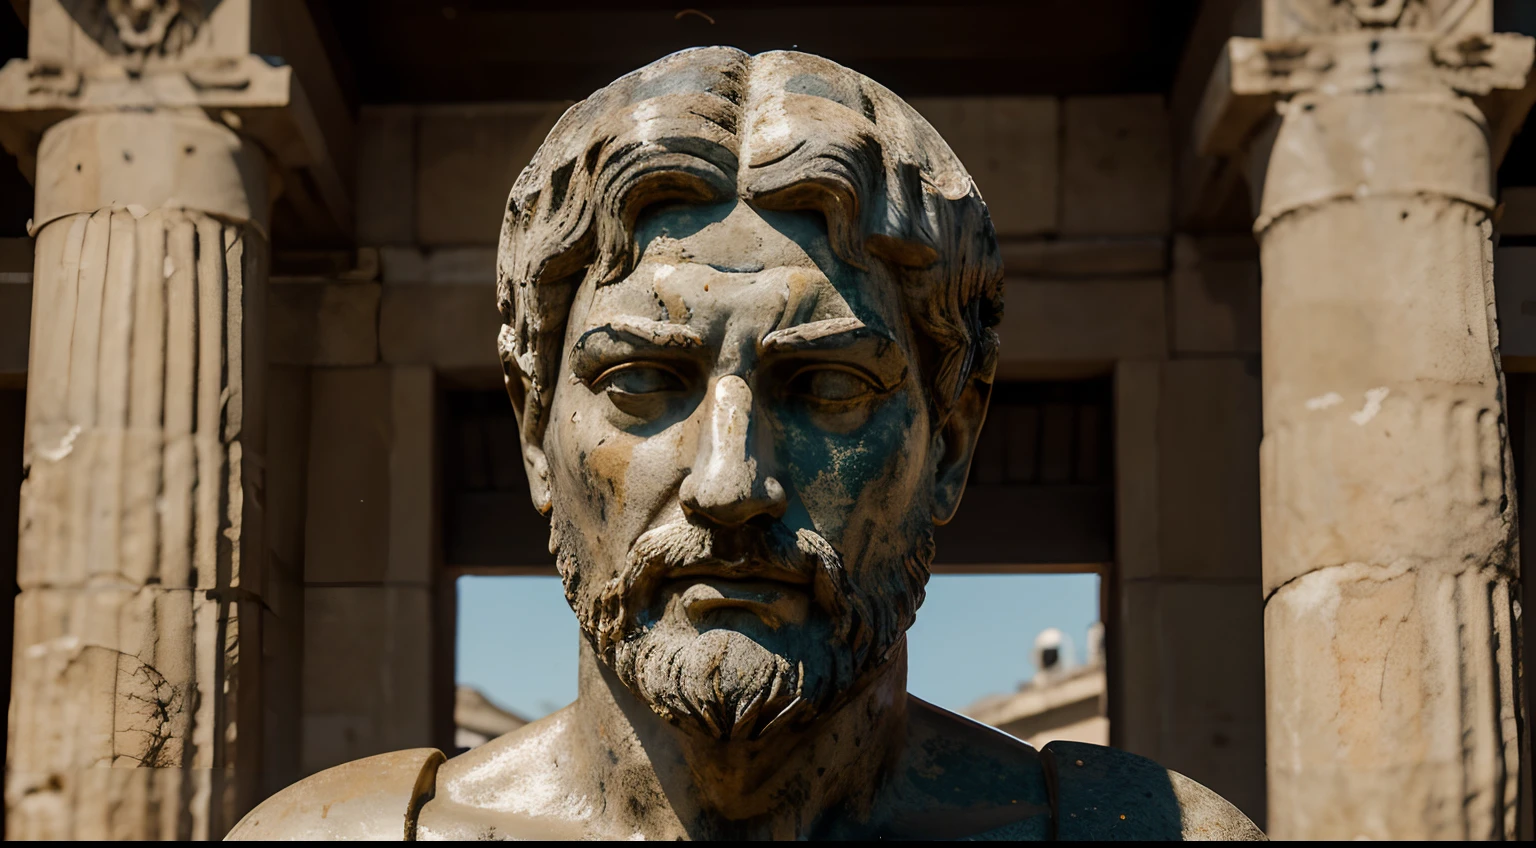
(879, 696), (1054, 840)
(891, 703), (1265, 841)
(1041, 740), (1266, 841)
(224, 748), (445, 841)
(415, 707), (591, 841)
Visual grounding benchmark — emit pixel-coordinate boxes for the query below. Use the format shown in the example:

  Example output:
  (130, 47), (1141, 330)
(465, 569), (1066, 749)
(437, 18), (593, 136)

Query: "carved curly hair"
(496, 47), (1004, 440)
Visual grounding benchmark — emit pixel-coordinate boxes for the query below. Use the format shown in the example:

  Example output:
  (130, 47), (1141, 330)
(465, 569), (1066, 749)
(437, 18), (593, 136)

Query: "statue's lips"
(662, 560), (813, 586)
(658, 567), (813, 628)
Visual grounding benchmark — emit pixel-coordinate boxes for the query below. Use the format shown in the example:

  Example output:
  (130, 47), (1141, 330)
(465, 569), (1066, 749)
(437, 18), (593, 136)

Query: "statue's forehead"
(581, 261), (876, 331)
(570, 201), (906, 339)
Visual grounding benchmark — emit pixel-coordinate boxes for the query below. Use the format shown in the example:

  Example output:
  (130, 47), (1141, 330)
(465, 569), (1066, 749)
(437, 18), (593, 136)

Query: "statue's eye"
(596, 363), (687, 396)
(788, 367), (877, 404)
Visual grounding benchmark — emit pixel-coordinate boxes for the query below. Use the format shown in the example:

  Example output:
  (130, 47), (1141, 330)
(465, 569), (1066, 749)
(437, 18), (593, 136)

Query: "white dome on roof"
(1032, 627), (1072, 674)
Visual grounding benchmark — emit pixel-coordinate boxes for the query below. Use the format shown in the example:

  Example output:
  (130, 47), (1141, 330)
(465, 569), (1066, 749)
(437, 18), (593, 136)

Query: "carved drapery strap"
(6, 112), (267, 840)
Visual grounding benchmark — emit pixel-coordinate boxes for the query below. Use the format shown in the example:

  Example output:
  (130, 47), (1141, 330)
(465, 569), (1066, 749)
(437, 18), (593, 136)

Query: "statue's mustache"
(590, 521), (853, 656)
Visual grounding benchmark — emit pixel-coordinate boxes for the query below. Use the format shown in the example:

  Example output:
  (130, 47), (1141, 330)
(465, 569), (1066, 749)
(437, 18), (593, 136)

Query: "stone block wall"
(288, 361), (443, 777)
(1114, 354), (1265, 825)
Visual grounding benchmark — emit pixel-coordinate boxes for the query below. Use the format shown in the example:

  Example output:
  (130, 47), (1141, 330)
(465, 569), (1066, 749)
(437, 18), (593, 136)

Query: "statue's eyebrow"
(606, 315), (704, 347)
(574, 315), (703, 353)
(760, 317), (884, 351)
(568, 316), (703, 382)
(760, 316), (906, 388)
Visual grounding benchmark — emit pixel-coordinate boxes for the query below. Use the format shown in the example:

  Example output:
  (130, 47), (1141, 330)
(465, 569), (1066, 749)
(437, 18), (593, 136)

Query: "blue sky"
(456, 572), (1101, 720)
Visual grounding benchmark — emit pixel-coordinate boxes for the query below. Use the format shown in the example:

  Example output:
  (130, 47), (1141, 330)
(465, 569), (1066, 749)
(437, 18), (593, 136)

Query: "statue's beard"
(553, 513), (934, 741)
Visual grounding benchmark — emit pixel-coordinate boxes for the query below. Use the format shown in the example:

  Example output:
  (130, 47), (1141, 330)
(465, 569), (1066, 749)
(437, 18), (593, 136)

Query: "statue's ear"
(502, 346), (553, 516)
(931, 376), (992, 525)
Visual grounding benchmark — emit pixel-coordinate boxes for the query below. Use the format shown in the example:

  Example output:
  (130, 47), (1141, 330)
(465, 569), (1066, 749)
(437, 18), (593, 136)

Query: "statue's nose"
(680, 375), (788, 526)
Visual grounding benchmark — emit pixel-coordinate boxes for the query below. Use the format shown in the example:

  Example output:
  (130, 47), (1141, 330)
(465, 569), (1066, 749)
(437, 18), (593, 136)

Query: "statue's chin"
(611, 626), (835, 741)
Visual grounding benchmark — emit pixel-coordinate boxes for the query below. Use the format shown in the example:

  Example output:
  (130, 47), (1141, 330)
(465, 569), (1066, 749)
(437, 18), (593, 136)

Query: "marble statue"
(228, 48), (1265, 841)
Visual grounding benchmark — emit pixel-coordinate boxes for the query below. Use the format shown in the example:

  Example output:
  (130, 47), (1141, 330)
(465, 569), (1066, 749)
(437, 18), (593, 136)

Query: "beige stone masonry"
(1113, 359), (1266, 825)
(302, 366), (435, 587)
(1171, 235), (1260, 355)
(388, 368), (437, 588)
(995, 278), (1166, 378)
(259, 562), (304, 800)
(997, 237), (1167, 279)
(1117, 579), (1265, 820)
(265, 366), (311, 587)
(306, 368), (398, 585)
(300, 586), (432, 776)
(415, 104), (568, 245)
(1261, 0), (1491, 41)
(379, 246), (498, 285)
(260, 365), (310, 800)
(907, 97), (1059, 237)
(29, 112), (267, 235)
(1198, 29), (1535, 163)
(300, 366), (438, 776)
(379, 285), (503, 377)
(1062, 96), (1172, 236)
(1115, 360), (1162, 584)
(356, 108), (417, 246)
(1154, 360), (1262, 583)
(268, 282), (381, 367)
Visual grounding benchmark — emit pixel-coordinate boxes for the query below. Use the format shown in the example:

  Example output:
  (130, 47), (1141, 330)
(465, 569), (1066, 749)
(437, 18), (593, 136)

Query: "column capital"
(1261, 0), (1493, 39)
(0, 0), (353, 239)
(1195, 29), (1535, 159)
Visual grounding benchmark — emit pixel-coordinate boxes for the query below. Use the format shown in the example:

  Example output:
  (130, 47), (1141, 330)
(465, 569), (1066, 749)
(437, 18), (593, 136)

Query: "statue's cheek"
(779, 393), (924, 531)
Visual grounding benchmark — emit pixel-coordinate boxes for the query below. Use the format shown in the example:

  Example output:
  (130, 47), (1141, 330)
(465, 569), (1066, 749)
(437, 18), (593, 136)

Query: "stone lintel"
(994, 278), (1167, 379)
(1194, 30), (1536, 159)
(998, 237), (1168, 279)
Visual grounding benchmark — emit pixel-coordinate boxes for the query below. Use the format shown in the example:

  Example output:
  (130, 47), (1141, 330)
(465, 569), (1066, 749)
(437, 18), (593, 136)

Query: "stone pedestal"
(6, 111), (269, 840)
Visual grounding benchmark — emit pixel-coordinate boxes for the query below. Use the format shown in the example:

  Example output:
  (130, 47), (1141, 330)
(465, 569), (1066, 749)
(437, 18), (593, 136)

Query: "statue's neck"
(569, 637), (910, 840)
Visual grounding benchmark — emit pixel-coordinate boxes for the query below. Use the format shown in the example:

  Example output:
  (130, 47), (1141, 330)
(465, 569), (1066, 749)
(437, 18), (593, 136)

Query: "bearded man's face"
(539, 198), (939, 740)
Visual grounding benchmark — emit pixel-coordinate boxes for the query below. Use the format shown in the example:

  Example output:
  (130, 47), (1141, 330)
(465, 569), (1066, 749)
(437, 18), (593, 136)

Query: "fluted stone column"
(7, 111), (269, 840)
(1194, 3), (1536, 838)
(1255, 86), (1522, 839)
(0, 1), (353, 838)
